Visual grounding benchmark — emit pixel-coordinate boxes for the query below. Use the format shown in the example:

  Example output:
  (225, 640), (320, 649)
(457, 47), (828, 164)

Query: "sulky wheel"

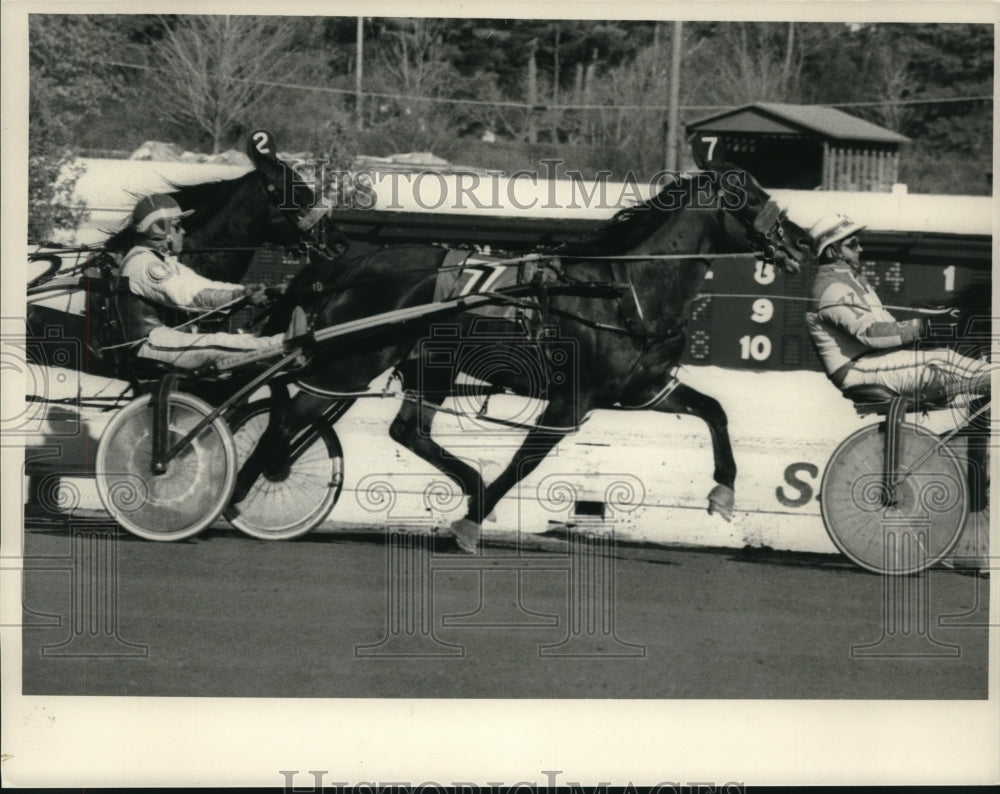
(223, 400), (344, 540)
(95, 392), (237, 541)
(820, 421), (968, 575)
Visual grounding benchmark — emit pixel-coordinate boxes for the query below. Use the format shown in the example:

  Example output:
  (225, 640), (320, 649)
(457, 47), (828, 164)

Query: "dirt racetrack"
(20, 515), (989, 699)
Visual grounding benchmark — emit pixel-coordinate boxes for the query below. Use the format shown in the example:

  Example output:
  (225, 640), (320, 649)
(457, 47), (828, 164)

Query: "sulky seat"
(841, 384), (950, 417)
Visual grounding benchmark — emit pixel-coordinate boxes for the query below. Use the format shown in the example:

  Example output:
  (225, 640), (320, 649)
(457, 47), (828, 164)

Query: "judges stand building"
(686, 102), (910, 192)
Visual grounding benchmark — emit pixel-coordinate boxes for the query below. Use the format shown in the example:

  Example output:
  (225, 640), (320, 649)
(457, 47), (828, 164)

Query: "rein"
(474, 289), (658, 339)
(294, 376), (586, 434)
(553, 252), (761, 261)
(695, 292), (963, 316)
(293, 247), (767, 302)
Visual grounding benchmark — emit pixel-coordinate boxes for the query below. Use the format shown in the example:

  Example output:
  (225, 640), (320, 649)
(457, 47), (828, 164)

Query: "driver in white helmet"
(119, 193), (306, 370)
(805, 213), (989, 400)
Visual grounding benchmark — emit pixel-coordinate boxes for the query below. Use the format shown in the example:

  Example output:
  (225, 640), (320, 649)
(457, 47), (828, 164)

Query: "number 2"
(253, 131), (272, 155)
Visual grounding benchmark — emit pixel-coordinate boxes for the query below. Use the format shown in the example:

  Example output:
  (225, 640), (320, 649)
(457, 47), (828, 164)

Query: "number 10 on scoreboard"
(739, 261), (776, 362)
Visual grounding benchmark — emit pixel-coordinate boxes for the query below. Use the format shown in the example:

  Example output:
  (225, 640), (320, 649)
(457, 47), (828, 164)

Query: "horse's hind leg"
(448, 399), (574, 553)
(619, 380), (737, 521)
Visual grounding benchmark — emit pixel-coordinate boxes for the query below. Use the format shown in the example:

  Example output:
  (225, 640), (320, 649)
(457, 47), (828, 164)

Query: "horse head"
(97, 130), (330, 285)
(717, 165), (816, 274)
(245, 129), (328, 241)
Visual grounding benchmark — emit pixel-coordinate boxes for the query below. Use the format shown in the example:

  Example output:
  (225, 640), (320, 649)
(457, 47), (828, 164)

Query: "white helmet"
(808, 213), (865, 257)
(132, 193), (194, 239)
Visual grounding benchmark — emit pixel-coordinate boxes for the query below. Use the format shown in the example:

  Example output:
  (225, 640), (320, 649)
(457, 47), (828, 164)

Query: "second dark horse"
(240, 167), (818, 551)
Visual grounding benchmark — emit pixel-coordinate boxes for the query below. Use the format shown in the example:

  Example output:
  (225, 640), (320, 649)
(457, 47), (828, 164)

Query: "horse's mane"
(554, 176), (694, 258)
(100, 171), (262, 252)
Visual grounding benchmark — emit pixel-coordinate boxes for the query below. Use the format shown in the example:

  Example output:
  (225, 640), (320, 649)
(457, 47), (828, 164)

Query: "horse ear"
(739, 166), (766, 194)
(246, 130), (279, 166)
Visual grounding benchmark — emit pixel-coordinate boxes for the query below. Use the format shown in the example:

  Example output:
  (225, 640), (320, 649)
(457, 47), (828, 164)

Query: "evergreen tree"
(28, 14), (124, 241)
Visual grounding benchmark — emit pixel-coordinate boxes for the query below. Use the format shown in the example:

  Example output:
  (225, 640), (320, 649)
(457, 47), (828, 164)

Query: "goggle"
(156, 218), (184, 233)
(841, 237), (861, 250)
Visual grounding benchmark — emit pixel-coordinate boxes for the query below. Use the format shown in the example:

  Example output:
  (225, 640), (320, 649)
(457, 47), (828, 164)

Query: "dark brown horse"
(238, 166), (818, 550)
(26, 130), (324, 377)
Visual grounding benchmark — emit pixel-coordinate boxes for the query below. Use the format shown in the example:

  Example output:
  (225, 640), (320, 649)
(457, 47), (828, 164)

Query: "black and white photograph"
(2, 0), (997, 788)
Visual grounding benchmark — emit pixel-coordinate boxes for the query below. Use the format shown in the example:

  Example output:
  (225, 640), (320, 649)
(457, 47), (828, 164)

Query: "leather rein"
(524, 194), (789, 347)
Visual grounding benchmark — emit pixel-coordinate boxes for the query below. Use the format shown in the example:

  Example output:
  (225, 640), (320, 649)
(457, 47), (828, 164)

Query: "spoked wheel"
(95, 392), (238, 541)
(820, 421), (968, 575)
(223, 400), (344, 540)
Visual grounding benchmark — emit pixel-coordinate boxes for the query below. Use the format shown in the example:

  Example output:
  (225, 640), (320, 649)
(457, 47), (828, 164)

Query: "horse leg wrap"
(707, 484), (735, 522)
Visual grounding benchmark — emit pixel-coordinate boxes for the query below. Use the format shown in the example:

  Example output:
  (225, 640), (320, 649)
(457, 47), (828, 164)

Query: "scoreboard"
(682, 230), (992, 371)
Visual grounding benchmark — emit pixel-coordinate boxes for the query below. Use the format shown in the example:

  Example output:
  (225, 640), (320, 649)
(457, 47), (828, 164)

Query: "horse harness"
(256, 169), (329, 240)
(273, 183), (789, 406)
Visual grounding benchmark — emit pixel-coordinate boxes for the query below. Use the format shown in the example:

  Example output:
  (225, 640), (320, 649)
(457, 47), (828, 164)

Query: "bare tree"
(145, 15), (300, 152)
(375, 19), (457, 110)
(871, 54), (915, 132)
(392, 19), (445, 88)
(864, 37), (919, 133)
(363, 18), (500, 151)
(583, 37), (695, 175)
(688, 22), (803, 106)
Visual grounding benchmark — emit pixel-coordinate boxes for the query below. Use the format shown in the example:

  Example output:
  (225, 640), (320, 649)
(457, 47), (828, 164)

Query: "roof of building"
(687, 103), (911, 144)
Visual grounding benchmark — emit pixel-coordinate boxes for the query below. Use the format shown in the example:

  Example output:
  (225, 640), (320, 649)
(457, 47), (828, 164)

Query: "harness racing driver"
(119, 193), (307, 370)
(804, 213), (990, 401)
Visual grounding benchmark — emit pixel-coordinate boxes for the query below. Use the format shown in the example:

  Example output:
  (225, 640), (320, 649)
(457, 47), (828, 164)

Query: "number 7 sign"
(691, 134), (727, 168)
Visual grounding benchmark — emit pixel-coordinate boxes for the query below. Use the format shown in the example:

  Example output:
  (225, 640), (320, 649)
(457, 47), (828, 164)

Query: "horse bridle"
(753, 200), (788, 264)
(256, 168), (329, 231)
(252, 165), (335, 267)
(731, 195), (787, 264)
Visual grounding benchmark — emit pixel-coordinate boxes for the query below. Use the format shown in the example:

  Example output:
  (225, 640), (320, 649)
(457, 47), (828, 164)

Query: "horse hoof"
(707, 485), (735, 522)
(449, 518), (480, 554)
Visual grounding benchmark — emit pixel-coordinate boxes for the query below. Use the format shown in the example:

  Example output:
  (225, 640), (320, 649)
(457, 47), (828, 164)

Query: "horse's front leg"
(232, 388), (332, 504)
(233, 384), (290, 504)
(620, 380), (737, 521)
